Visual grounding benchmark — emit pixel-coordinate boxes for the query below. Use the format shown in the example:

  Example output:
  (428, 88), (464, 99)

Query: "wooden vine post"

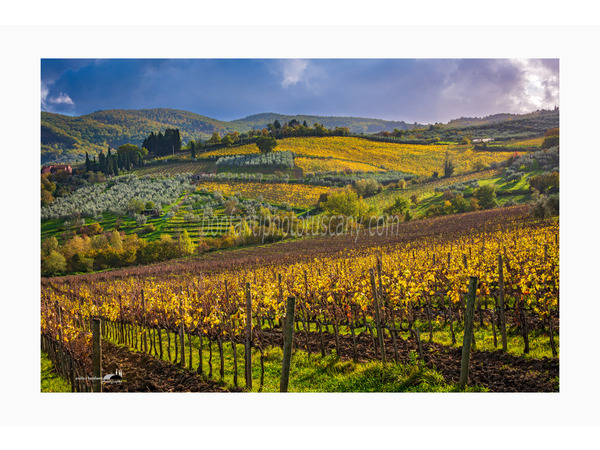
(118, 295), (124, 345)
(459, 276), (478, 390)
(498, 254), (508, 351)
(55, 301), (63, 344)
(245, 282), (253, 390)
(548, 308), (558, 358)
(179, 295), (185, 368)
(278, 273), (285, 349)
(280, 296), (296, 393)
(141, 289), (147, 353)
(369, 268), (386, 363)
(92, 317), (102, 393)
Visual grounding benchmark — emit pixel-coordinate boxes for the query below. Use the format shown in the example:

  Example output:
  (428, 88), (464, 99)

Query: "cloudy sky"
(41, 59), (559, 124)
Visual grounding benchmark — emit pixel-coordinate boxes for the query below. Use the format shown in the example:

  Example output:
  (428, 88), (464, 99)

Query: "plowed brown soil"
(100, 328), (557, 392)
(262, 329), (559, 392)
(100, 340), (242, 393)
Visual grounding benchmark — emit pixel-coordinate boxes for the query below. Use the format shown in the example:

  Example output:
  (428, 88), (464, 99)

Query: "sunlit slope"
(200, 137), (514, 176)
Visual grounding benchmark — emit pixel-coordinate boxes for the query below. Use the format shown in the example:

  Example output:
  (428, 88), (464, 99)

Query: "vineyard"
(497, 137), (544, 148)
(194, 181), (333, 208)
(196, 137), (514, 176)
(41, 206), (559, 392)
(295, 156), (385, 174)
(133, 161), (215, 177)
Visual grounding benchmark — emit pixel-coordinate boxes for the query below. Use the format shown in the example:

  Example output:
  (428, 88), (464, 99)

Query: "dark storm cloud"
(41, 59), (559, 123)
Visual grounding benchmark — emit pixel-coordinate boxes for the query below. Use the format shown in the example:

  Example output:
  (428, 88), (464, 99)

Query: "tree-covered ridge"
(87, 108), (248, 137)
(42, 108), (422, 162)
(41, 109), (244, 163)
(41, 108), (560, 165)
(44, 111), (264, 163)
(443, 109), (558, 129)
(231, 112), (420, 134)
(441, 110), (559, 140)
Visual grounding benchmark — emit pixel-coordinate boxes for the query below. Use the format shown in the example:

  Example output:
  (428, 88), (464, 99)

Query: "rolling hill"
(40, 107), (559, 165)
(230, 113), (419, 134)
(41, 108), (423, 164)
(41, 108), (245, 164)
(444, 109), (558, 128)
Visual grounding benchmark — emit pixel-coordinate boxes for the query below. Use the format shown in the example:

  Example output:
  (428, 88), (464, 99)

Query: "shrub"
(255, 135), (278, 153)
(531, 194), (559, 218)
(424, 204), (444, 217)
(384, 196), (410, 216)
(442, 190), (455, 201)
(451, 195), (469, 213)
(320, 187), (368, 217)
(546, 194), (559, 215)
(529, 171), (559, 194)
(469, 197), (480, 211)
(135, 214), (147, 226)
(473, 185), (497, 210)
(141, 224), (156, 234)
(197, 239), (210, 253)
(506, 172), (523, 183)
(354, 178), (382, 196)
(41, 251), (67, 276)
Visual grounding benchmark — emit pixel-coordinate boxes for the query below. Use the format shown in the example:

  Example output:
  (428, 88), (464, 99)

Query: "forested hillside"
(444, 109), (558, 128)
(41, 109), (243, 163)
(230, 113), (420, 134)
(40, 107), (559, 164)
(41, 109), (426, 163)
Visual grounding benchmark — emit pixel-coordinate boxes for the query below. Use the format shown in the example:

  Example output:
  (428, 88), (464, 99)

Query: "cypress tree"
(105, 148), (115, 175)
(106, 150), (113, 175)
(98, 151), (106, 174)
(85, 152), (91, 172)
(174, 129), (181, 152)
(191, 141), (196, 159)
(157, 131), (165, 156)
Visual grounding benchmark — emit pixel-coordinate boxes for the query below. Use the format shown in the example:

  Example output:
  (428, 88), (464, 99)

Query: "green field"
(41, 351), (71, 393)
(366, 167), (537, 217)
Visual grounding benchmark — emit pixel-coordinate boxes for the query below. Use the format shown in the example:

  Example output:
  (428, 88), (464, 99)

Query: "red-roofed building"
(41, 164), (72, 175)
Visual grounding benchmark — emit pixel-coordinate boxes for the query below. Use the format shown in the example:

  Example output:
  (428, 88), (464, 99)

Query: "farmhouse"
(42, 164), (73, 175)
(472, 138), (494, 144)
(193, 173), (215, 181)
